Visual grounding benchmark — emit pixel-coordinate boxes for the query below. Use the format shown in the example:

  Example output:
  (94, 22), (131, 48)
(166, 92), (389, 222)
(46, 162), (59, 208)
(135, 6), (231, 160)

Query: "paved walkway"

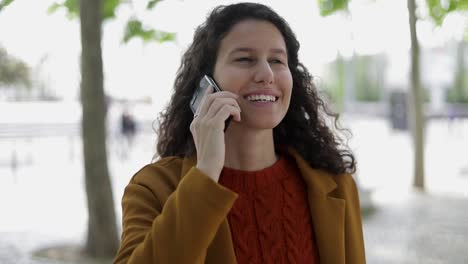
(0, 116), (467, 263)
(363, 191), (468, 264)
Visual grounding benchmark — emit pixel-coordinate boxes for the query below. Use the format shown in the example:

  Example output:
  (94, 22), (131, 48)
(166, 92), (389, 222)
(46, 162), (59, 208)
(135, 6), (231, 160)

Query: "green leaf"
(63, 0), (79, 16)
(47, 0), (78, 19)
(458, 0), (468, 9)
(47, 3), (61, 14)
(154, 31), (176, 43)
(48, 0), (120, 20)
(426, 0), (468, 25)
(103, 0), (120, 20)
(0, 0), (15, 12)
(426, 0), (445, 25)
(317, 0), (349, 16)
(147, 0), (161, 10)
(123, 18), (176, 44)
(123, 19), (143, 43)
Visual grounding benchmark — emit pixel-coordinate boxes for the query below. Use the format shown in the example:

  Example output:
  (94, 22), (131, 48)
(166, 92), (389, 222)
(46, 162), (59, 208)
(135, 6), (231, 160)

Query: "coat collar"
(181, 155), (196, 176)
(287, 147), (346, 264)
(181, 148), (346, 264)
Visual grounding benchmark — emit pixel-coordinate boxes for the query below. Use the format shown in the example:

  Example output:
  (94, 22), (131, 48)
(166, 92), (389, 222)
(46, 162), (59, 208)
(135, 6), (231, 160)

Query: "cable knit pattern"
(219, 155), (320, 264)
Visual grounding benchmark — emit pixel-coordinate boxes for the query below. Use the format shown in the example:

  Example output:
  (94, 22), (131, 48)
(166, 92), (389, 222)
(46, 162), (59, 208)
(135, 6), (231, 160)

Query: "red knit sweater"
(219, 155), (320, 264)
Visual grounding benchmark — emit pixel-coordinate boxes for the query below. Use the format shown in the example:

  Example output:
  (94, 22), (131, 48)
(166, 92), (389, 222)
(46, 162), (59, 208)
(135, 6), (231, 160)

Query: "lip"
(242, 89), (281, 98)
(244, 100), (277, 108)
(242, 95), (279, 107)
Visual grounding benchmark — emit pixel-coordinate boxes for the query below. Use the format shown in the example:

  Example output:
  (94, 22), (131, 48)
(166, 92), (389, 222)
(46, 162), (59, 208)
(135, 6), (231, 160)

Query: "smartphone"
(190, 75), (232, 131)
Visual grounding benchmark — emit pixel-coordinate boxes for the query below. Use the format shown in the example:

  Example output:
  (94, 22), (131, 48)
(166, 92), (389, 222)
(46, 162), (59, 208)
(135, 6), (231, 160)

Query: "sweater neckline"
(222, 155), (284, 174)
(219, 155), (293, 191)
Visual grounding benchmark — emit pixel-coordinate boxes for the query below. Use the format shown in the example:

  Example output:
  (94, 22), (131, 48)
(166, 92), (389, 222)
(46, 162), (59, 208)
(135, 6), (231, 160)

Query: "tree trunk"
(454, 40), (466, 100)
(79, 0), (119, 257)
(407, 0), (425, 190)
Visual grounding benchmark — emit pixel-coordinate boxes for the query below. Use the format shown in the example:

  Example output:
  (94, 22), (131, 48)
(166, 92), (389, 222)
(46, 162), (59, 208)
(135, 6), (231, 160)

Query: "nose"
(253, 61), (274, 85)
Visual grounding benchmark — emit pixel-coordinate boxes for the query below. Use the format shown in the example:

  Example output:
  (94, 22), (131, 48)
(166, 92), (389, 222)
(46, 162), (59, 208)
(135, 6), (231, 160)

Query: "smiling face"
(213, 19), (293, 130)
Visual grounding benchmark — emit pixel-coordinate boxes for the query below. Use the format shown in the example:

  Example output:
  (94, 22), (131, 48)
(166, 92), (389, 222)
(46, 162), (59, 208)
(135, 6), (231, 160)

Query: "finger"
(197, 88), (239, 118)
(204, 98), (240, 119)
(211, 104), (242, 125)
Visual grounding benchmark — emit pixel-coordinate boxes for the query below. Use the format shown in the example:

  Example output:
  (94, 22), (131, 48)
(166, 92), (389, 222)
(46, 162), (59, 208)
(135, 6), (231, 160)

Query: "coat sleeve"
(114, 164), (238, 264)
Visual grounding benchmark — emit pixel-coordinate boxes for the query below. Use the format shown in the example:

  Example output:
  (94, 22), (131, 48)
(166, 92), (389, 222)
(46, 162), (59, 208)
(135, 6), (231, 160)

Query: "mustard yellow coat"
(114, 149), (366, 263)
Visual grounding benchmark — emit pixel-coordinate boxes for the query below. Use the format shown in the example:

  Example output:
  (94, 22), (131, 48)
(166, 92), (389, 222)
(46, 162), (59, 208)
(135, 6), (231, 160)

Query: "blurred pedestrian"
(120, 108), (137, 158)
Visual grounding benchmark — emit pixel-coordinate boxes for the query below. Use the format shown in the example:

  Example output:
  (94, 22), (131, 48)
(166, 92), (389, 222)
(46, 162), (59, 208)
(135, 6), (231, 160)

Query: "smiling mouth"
(244, 94), (279, 102)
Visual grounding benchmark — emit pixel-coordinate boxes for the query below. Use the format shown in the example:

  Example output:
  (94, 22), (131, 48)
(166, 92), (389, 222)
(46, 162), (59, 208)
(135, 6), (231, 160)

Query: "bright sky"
(0, 0), (465, 106)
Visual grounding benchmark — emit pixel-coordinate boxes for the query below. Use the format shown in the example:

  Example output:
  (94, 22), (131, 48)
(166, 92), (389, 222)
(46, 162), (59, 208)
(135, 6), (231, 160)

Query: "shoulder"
(330, 172), (360, 203)
(333, 172), (358, 190)
(129, 156), (185, 199)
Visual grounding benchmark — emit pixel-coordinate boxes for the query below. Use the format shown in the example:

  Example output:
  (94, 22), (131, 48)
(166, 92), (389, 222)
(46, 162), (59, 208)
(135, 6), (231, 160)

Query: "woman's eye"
(235, 57), (253, 62)
(270, 59), (284, 64)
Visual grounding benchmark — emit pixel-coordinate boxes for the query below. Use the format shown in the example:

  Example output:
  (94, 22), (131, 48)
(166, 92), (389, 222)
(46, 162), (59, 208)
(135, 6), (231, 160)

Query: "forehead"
(217, 19), (287, 55)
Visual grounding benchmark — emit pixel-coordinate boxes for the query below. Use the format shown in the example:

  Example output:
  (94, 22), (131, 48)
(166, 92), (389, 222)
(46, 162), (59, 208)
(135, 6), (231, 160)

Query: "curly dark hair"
(155, 2), (356, 174)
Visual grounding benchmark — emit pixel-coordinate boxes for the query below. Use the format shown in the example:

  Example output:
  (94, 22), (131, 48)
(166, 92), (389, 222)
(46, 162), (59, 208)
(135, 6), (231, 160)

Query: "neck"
(224, 124), (278, 171)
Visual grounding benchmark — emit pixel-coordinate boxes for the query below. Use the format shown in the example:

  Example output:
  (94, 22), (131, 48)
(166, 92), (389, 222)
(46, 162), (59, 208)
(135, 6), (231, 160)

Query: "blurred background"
(0, 0), (467, 263)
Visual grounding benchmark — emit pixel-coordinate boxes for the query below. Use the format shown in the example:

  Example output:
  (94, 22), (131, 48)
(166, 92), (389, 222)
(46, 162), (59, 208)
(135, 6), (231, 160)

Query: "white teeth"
(246, 94), (277, 102)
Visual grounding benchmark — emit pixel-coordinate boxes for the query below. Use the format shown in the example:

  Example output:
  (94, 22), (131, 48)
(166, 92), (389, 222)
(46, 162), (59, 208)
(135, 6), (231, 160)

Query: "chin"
(243, 117), (282, 130)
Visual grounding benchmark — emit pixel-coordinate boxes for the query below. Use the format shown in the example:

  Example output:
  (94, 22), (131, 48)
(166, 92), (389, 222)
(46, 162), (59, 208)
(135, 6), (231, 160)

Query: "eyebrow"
(228, 47), (287, 56)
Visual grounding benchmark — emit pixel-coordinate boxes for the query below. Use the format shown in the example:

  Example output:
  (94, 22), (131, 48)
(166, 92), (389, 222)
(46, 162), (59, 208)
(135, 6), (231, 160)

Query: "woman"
(114, 3), (365, 264)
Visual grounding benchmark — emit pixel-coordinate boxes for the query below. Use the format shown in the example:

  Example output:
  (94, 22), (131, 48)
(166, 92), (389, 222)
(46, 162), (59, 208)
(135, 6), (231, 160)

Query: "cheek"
(278, 71), (293, 96)
(217, 76), (240, 94)
(215, 68), (248, 93)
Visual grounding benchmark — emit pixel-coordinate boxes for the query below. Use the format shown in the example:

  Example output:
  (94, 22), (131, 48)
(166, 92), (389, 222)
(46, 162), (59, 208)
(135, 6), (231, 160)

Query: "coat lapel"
(288, 149), (346, 264)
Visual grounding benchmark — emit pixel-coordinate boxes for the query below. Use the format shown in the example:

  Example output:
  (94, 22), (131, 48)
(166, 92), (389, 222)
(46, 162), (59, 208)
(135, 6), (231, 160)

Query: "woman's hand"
(190, 86), (241, 182)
